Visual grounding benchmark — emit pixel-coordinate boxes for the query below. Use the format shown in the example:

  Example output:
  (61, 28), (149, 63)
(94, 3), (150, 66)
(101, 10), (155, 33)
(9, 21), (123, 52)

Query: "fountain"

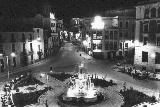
(63, 69), (98, 102)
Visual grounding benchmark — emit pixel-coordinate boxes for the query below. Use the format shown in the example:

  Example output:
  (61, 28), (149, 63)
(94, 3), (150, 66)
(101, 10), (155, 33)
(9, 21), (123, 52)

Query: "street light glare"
(11, 52), (16, 57)
(91, 15), (104, 30)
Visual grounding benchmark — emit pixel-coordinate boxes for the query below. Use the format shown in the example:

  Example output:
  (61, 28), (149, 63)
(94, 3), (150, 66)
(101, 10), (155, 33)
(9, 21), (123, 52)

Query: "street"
(1, 41), (160, 95)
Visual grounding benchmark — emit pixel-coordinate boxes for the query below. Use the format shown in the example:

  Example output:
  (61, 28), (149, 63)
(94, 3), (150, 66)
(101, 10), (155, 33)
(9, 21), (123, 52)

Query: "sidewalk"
(0, 57), (50, 79)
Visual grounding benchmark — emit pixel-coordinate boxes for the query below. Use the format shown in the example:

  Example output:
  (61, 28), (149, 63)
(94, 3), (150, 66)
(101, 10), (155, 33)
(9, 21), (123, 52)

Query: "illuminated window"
(155, 52), (160, 64)
(125, 43), (128, 49)
(151, 8), (156, 18)
(143, 37), (148, 45)
(142, 51), (148, 62)
(144, 9), (149, 18)
(157, 37), (160, 46)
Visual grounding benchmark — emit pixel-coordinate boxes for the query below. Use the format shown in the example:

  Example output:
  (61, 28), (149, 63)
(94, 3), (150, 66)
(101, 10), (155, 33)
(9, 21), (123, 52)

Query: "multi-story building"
(71, 8), (135, 60)
(104, 8), (135, 61)
(134, 0), (160, 72)
(48, 13), (64, 56)
(0, 28), (44, 72)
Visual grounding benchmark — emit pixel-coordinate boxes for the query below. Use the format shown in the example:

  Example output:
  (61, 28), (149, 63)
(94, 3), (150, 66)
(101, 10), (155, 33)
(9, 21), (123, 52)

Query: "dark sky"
(0, 0), (143, 26)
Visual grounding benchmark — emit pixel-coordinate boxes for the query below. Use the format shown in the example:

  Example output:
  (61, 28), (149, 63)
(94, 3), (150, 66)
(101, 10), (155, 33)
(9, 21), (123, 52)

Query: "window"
(119, 22), (122, 28)
(38, 45), (40, 51)
(110, 31), (113, 40)
(97, 44), (102, 49)
(119, 43), (122, 49)
(114, 31), (118, 39)
(23, 43), (25, 52)
(110, 42), (113, 50)
(13, 57), (16, 67)
(155, 69), (160, 73)
(37, 29), (39, 33)
(125, 32), (128, 39)
(114, 42), (117, 50)
(97, 31), (102, 39)
(142, 51), (148, 62)
(11, 33), (15, 42)
(125, 51), (128, 57)
(157, 37), (160, 46)
(125, 43), (128, 49)
(132, 24), (135, 32)
(143, 24), (149, 33)
(105, 42), (109, 50)
(151, 8), (156, 18)
(119, 32), (122, 38)
(119, 51), (122, 56)
(0, 35), (2, 42)
(105, 31), (109, 39)
(29, 34), (32, 41)
(30, 43), (33, 51)
(126, 21), (128, 28)
(155, 52), (160, 64)
(144, 9), (149, 18)
(157, 23), (160, 33)
(143, 37), (148, 45)
(31, 55), (33, 60)
(92, 44), (96, 50)
(22, 33), (25, 42)
(158, 8), (160, 17)
(0, 44), (3, 53)
(12, 43), (15, 52)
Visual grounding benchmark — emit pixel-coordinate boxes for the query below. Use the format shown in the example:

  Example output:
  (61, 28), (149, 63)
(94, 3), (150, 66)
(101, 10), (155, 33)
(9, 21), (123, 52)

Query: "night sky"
(0, 0), (144, 26)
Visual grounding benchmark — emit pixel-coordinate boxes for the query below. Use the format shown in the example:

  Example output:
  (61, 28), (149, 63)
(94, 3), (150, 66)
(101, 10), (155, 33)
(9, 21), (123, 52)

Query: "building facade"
(135, 0), (160, 72)
(71, 8), (135, 60)
(0, 28), (44, 72)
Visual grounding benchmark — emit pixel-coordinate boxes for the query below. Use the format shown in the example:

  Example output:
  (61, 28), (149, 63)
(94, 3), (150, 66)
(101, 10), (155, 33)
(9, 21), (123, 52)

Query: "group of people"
(1, 73), (28, 107)
(115, 63), (152, 80)
(1, 83), (14, 107)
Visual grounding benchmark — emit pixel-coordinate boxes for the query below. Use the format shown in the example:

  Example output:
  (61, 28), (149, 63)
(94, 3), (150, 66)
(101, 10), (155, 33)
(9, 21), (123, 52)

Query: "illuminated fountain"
(63, 69), (98, 102)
